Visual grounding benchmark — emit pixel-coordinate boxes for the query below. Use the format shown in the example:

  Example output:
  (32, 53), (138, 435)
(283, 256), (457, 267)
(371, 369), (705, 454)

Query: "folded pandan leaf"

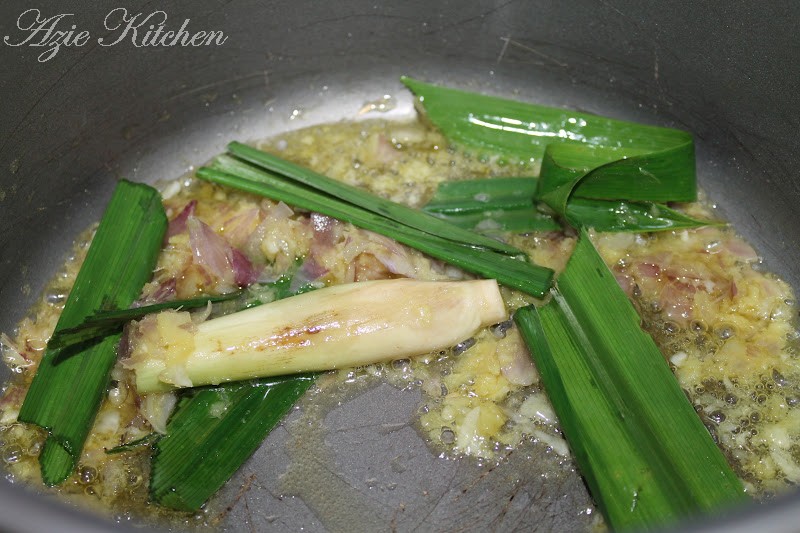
(402, 77), (707, 231)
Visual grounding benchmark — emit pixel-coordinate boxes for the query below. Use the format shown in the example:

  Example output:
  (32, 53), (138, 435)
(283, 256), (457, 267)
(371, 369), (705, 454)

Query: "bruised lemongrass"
(18, 180), (167, 485)
(149, 270), (319, 511)
(514, 230), (746, 530)
(125, 279), (507, 393)
(197, 158), (554, 298)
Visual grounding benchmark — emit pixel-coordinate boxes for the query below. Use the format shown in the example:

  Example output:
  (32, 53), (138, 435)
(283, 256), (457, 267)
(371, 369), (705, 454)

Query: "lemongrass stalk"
(127, 279), (507, 392)
(149, 272), (318, 511)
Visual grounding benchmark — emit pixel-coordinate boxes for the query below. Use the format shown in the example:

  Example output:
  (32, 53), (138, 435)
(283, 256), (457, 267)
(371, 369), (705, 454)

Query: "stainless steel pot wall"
(1, 1), (798, 531)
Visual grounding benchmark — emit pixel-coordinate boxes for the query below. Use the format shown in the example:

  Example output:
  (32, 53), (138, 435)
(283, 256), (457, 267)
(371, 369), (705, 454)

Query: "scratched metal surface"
(0, 1), (799, 531)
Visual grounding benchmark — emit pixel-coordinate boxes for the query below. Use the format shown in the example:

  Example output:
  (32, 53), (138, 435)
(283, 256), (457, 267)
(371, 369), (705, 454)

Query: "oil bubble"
(78, 465), (97, 485)
(708, 411), (726, 424)
(440, 428), (455, 444)
(26, 441), (41, 457)
(490, 320), (513, 339)
(715, 324), (736, 340)
(127, 470), (142, 489)
(453, 338), (476, 356)
(391, 359), (410, 370)
(2, 444), (22, 464)
(45, 292), (67, 305)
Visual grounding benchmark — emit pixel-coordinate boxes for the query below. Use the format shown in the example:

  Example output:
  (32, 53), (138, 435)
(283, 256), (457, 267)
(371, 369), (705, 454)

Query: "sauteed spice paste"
(0, 118), (797, 527)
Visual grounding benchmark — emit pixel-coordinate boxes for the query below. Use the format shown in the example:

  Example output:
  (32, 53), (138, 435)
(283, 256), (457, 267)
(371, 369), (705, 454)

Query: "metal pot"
(1, 1), (798, 531)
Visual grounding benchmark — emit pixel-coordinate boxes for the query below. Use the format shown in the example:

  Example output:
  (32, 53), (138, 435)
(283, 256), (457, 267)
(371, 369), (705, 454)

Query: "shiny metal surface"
(0, 1), (798, 530)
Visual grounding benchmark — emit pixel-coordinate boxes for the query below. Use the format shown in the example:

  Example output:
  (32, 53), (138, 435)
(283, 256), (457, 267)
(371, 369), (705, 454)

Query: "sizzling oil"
(0, 117), (798, 531)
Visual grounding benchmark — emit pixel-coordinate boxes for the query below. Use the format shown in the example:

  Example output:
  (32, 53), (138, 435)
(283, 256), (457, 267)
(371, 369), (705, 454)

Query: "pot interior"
(0, 1), (798, 531)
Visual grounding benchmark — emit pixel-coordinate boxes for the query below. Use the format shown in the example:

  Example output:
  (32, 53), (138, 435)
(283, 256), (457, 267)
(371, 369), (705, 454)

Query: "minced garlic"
(0, 117), (797, 530)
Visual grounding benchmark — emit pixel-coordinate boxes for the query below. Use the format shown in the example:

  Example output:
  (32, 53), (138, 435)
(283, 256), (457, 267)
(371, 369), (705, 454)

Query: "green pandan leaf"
(198, 154), (554, 298)
(149, 275), (318, 511)
(18, 181), (167, 485)
(48, 292), (243, 351)
(424, 177), (716, 234)
(514, 230), (747, 530)
(423, 177), (560, 233)
(402, 77), (696, 227)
